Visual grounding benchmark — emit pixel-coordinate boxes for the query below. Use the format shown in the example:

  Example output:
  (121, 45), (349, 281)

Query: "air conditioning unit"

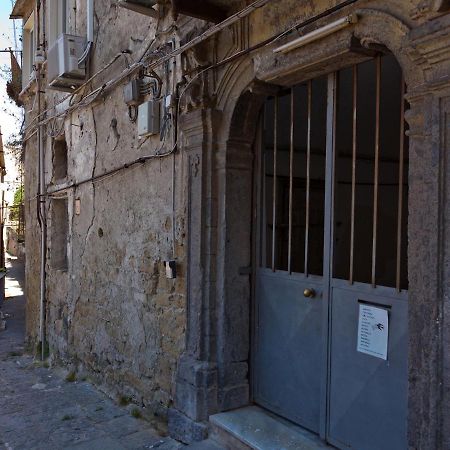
(47, 34), (87, 92)
(118, 0), (158, 17)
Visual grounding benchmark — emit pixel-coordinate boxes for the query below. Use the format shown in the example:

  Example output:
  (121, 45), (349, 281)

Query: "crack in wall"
(70, 107), (98, 330)
(82, 107), (98, 260)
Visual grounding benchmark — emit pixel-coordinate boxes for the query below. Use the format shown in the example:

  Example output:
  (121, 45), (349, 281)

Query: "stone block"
(168, 408), (208, 444)
(175, 377), (217, 422)
(219, 361), (248, 387)
(218, 384), (249, 412)
(177, 356), (218, 387)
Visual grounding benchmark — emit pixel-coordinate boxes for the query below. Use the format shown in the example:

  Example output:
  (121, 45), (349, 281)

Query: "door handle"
(303, 288), (316, 298)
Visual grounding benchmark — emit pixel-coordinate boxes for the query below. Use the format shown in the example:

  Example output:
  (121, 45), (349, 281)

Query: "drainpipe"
(36, 0), (47, 361)
(78, 0), (94, 66)
(87, 0), (94, 43)
(38, 73), (46, 361)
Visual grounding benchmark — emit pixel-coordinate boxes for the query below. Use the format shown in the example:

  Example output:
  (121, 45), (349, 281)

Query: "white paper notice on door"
(357, 303), (389, 360)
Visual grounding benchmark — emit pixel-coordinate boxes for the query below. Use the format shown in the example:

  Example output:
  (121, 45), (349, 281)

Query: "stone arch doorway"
(171, 8), (446, 450)
(212, 19), (428, 450)
(252, 53), (408, 450)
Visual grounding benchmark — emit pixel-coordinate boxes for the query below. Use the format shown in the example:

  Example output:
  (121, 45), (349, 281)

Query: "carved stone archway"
(169, 7), (450, 449)
(168, 59), (269, 441)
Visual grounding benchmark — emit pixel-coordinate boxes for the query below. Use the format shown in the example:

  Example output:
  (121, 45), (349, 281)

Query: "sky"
(0, 1), (22, 145)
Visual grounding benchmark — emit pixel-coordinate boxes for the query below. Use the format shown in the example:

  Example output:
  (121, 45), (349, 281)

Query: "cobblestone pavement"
(0, 256), (221, 450)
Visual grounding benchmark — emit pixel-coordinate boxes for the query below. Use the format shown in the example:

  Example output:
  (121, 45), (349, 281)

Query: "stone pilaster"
(169, 108), (221, 443)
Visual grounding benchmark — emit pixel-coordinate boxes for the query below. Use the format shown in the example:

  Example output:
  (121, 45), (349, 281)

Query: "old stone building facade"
(10, 0), (450, 448)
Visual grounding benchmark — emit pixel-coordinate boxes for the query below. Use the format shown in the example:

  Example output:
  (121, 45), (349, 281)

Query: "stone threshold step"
(210, 405), (333, 450)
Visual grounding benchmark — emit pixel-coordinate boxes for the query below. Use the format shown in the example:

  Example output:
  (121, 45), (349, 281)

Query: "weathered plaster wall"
(249, 0), (420, 44)
(24, 0), (187, 417)
(166, 0), (450, 447)
(24, 131), (41, 348)
(20, 0), (450, 446)
(63, 95), (186, 412)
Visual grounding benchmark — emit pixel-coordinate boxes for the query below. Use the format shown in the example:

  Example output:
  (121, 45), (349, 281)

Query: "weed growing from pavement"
(35, 342), (49, 359)
(65, 372), (77, 382)
(131, 408), (142, 419)
(119, 396), (131, 406)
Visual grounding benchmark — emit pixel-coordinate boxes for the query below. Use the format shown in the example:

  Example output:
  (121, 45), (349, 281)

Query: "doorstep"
(209, 405), (333, 450)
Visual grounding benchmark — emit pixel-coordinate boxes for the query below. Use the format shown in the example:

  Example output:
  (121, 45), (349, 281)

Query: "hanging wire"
(24, 0), (363, 203)
(23, 0), (359, 146)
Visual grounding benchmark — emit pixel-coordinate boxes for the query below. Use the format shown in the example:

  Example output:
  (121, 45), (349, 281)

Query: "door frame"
(251, 66), (409, 445)
(170, 8), (447, 448)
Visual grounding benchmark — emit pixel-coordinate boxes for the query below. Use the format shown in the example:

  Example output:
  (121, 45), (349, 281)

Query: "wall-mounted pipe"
(273, 14), (358, 54)
(87, 0), (94, 43)
(78, 0), (94, 65)
(38, 75), (47, 361)
(36, 0), (47, 361)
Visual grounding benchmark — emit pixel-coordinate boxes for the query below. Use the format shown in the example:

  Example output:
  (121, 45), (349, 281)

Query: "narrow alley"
(0, 255), (216, 450)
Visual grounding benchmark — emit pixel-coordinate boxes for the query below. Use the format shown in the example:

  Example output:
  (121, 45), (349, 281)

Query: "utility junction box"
(138, 100), (160, 138)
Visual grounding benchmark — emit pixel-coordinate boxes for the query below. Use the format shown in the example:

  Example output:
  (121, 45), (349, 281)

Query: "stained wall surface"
(19, 0), (450, 447)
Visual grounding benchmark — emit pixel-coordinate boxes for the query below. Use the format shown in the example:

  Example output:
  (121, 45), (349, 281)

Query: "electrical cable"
(128, 105), (138, 122)
(45, 142), (177, 197)
(22, 0), (271, 138)
(27, 0), (360, 197)
(23, 51), (131, 136)
(45, 101), (174, 197)
(23, 0), (358, 142)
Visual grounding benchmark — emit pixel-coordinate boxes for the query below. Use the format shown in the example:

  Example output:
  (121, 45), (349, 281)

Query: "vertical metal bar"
(396, 76), (405, 292)
(271, 96), (278, 271)
(288, 88), (294, 273)
(304, 80), (312, 276)
(260, 105), (267, 268)
(371, 55), (381, 288)
(349, 65), (357, 284)
(321, 72), (337, 439)
(250, 109), (265, 405)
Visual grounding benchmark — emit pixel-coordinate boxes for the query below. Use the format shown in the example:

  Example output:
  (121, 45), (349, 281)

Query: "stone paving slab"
(65, 437), (129, 450)
(0, 256), (186, 450)
(0, 352), (186, 450)
(0, 256), (226, 450)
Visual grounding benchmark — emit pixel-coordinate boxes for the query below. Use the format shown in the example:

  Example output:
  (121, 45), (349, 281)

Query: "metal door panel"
(328, 286), (408, 450)
(252, 56), (408, 449)
(254, 268), (324, 433)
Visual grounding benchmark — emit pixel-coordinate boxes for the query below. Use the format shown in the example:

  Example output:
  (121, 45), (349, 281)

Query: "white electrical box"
(47, 34), (87, 92)
(138, 100), (160, 138)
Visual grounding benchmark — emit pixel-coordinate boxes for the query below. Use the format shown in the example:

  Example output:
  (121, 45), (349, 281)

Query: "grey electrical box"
(138, 100), (160, 137)
(123, 79), (142, 106)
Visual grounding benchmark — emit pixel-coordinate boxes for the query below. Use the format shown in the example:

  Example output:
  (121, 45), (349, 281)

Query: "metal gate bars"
(261, 54), (408, 290)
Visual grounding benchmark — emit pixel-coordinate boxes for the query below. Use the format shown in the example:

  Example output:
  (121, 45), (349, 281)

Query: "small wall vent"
(47, 34), (87, 92)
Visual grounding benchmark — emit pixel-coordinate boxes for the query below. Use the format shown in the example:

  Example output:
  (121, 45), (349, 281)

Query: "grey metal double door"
(253, 55), (408, 450)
